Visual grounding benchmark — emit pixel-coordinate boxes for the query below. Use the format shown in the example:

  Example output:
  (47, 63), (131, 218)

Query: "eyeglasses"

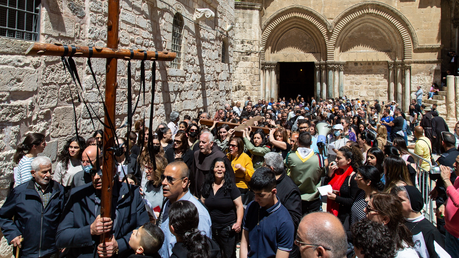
(189, 129), (197, 132)
(161, 174), (185, 184)
(229, 144), (237, 148)
(174, 140), (182, 144)
(294, 237), (331, 251)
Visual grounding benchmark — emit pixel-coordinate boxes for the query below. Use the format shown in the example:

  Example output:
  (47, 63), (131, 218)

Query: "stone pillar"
(396, 64), (402, 105)
(447, 75), (456, 124)
(334, 65), (339, 98)
(315, 64), (321, 98)
(271, 65), (278, 101)
(260, 67), (265, 100)
(321, 64), (327, 100)
(388, 63), (395, 102)
(265, 65), (271, 100)
(404, 65), (411, 113)
(339, 64), (344, 98)
(327, 64), (334, 99)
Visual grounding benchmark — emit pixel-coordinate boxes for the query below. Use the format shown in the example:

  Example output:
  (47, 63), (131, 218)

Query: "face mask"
(334, 131), (341, 137)
(83, 164), (93, 174)
(381, 174), (386, 185)
(152, 146), (160, 153)
(189, 131), (198, 138)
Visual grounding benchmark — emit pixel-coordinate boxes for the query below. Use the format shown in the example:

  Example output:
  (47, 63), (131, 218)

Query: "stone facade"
(0, 1), (233, 254)
(232, 0), (443, 113)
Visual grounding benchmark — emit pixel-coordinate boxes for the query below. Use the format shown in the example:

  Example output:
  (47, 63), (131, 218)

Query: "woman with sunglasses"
(351, 166), (384, 227)
(165, 131), (193, 169)
(201, 157), (243, 258)
(227, 137), (254, 205)
(326, 145), (363, 224)
(365, 193), (417, 257)
(341, 117), (357, 142)
(53, 136), (86, 187)
(13, 133), (46, 187)
(242, 127), (270, 170)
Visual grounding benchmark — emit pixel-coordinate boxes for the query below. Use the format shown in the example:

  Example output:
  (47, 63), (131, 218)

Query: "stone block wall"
(232, 2), (262, 103)
(344, 62), (389, 101)
(0, 0), (234, 205)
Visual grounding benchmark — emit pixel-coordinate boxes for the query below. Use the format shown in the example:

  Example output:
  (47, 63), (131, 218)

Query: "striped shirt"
(16, 156), (34, 187)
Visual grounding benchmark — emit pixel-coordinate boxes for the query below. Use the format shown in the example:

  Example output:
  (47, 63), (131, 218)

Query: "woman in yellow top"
(227, 137), (255, 205)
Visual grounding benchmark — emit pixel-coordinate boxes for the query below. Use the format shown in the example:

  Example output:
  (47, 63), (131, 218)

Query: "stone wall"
(232, 2), (262, 102)
(343, 62), (389, 101)
(0, 0), (234, 202)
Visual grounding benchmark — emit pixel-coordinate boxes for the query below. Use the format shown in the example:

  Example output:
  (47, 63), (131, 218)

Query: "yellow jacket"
(227, 152), (254, 189)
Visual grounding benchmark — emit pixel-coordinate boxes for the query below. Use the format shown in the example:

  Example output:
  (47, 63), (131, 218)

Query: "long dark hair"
(359, 131), (377, 148)
(365, 147), (384, 174)
(357, 166), (384, 191)
(58, 136), (86, 167)
(370, 193), (414, 249)
(174, 130), (189, 152)
(201, 157), (234, 198)
(169, 201), (210, 258)
(251, 129), (267, 147)
(383, 155), (413, 192)
(14, 133), (45, 164)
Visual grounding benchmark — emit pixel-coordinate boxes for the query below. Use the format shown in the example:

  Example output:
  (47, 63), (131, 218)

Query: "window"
(0, 0), (40, 41)
(171, 13), (184, 69)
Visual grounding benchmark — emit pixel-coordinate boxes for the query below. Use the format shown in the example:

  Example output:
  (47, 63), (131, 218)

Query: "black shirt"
(204, 183), (241, 229)
(272, 142), (292, 159)
(392, 116), (405, 133)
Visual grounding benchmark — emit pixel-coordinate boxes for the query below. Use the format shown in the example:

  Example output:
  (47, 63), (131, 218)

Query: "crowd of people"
(1, 94), (459, 258)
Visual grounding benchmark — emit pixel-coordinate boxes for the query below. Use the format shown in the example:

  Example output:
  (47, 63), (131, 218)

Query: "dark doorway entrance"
(278, 62), (315, 102)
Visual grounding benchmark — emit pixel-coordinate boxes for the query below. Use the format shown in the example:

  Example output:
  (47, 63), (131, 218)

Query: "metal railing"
(0, 0), (40, 41)
(408, 150), (436, 224)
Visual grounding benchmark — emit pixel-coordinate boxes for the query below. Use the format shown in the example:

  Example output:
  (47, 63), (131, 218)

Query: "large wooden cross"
(25, 0), (176, 246)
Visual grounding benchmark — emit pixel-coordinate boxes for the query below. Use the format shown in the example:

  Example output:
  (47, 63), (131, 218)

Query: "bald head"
(82, 145), (101, 167)
(414, 126), (424, 138)
(297, 212), (347, 258)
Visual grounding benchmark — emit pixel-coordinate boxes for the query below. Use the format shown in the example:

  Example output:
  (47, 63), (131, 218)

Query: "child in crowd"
(128, 222), (164, 258)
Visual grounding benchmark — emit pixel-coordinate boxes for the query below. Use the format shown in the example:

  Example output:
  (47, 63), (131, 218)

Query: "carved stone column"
(315, 64), (321, 98)
(447, 75), (456, 124)
(339, 64), (344, 98)
(260, 66), (265, 100)
(334, 65), (339, 98)
(271, 65), (278, 101)
(396, 63), (402, 105)
(327, 64), (334, 99)
(403, 65), (411, 113)
(321, 64), (327, 100)
(265, 65), (271, 100)
(388, 63), (395, 102)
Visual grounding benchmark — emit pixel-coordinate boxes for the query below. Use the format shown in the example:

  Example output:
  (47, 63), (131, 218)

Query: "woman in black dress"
(201, 157), (243, 258)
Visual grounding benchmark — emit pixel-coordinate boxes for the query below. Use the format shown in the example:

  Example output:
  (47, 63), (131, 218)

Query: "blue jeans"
(446, 231), (459, 258)
(417, 98), (422, 106)
(429, 92), (434, 99)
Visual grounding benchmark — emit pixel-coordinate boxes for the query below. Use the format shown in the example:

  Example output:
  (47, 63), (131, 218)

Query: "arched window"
(0, 0), (41, 41)
(171, 12), (184, 69)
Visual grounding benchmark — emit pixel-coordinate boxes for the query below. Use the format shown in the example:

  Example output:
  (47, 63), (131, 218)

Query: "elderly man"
(296, 212), (347, 258)
(56, 150), (149, 257)
(167, 111), (180, 136)
(158, 161), (212, 258)
(0, 156), (64, 258)
(71, 145), (101, 188)
(190, 131), (234, 197)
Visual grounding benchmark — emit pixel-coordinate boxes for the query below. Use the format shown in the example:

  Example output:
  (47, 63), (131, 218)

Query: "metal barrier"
(408, 151), (436, 224)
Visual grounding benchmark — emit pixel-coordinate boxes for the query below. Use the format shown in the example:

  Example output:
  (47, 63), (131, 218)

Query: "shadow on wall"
(194, 23), (208, 112)
(148, 3), (172, 123)
(42, 0), (66, 33)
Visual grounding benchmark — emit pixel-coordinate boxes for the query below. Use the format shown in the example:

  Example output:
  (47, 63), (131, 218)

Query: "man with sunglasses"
(158, 161), (211, 258)
(56, 146), (149, 257)
(296, 212), (347, 258)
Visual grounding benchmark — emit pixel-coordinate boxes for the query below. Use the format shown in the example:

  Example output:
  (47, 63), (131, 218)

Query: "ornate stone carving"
(193, 8), (215, 21)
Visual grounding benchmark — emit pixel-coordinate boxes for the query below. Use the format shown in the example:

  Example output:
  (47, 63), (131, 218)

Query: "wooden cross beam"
(24, 0), (176, 247)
